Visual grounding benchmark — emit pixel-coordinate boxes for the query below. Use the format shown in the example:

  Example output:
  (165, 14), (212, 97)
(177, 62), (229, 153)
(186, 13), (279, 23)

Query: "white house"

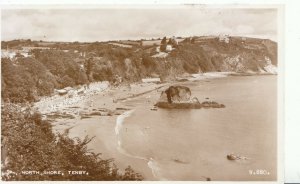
(219, 34), (230, 43)
(156, 46), (160, 53)
(166, 44), (173, 52)
(1, 50), (16, 59)
(172, 36), (178, 45)
(22, 46), (50, 52)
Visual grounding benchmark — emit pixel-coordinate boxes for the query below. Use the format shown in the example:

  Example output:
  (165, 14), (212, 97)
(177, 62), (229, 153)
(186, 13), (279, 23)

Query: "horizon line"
(1, 34), (277, 43)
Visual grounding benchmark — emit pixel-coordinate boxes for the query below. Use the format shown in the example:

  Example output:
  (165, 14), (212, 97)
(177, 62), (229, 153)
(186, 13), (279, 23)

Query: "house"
(172, 36), (178, 45)
(20, 52), (30, 58)
(156, 46), (160, 53)
(22, 46), (50, 52)
(80, 51), (86, 58)
(219, 34), (230, 43)
(166, 45), (173, 52)
(1, 50), (16, 59)
(1, 49), (32, 59)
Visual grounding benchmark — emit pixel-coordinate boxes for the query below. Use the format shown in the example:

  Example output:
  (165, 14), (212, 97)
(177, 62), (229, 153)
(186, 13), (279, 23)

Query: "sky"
(1, 6), (278, 42)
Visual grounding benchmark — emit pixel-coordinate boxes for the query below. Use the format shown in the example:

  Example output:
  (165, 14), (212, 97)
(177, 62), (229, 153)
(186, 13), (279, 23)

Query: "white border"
(1, 0), (298, 184)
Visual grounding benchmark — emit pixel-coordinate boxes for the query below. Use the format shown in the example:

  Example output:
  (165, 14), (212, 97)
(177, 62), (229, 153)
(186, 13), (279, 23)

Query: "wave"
(114, 110), (166, 180)
(117, 144), (167, 180)
(115, 109), (135, 135)
(147, 158), (167, 180)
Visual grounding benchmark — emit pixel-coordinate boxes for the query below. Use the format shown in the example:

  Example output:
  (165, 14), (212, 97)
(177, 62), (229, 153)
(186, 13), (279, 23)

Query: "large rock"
(155, 85), (225, 109)
(159, 85), (192, 103)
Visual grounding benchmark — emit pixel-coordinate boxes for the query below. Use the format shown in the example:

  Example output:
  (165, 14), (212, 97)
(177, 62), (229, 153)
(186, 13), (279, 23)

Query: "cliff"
(165, 37), (277, 74)
(1, 36), (277, 102)
(83, 36), (277, 83)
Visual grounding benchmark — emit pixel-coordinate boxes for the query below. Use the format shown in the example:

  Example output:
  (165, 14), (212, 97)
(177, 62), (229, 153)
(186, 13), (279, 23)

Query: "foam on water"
(115, 109), (135, 135)
(147, 158), (167, 180)
(115, 110), (165, 180)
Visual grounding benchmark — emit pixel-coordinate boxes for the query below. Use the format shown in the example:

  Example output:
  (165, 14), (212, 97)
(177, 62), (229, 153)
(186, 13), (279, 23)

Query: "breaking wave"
(115, 110), (166, 180)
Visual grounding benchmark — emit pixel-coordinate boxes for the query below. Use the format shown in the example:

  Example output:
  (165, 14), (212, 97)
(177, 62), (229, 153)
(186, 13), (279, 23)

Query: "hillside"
(167, 37), (277, 74)
(1, 36), (277, 103)
(1, 103), (143, 181)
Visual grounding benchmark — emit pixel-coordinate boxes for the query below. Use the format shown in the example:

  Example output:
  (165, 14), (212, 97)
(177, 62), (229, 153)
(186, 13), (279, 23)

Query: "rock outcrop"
(155, 86), (225, 109)
(160, 86), (192, 103)
(155, 101), (225, 109)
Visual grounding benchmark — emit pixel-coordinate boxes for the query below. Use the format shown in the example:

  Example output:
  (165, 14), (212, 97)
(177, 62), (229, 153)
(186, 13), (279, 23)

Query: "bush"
(1, 104), (143, 181)
(1, 51), (88, 102)
(58, 75), (76, 88)
(161, 37), (167, 45)
(160, 44), (166, 52)
(1, 58), (39, 102)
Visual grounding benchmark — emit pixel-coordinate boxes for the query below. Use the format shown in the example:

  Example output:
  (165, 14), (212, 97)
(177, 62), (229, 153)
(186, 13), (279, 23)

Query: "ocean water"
(117, 75), (277, 181)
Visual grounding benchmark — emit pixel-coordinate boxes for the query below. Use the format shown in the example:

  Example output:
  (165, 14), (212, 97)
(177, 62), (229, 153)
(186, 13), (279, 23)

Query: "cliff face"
(164, 37), (277, 75)
(85, 37), (277, 82)
(1, 37), (277, 102)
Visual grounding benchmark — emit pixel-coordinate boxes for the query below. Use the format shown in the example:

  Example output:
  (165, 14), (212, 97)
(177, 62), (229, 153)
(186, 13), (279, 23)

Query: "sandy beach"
(35, 81), (168, 180)
(34, 73), (277, 181)
(34, 73), (202, 180)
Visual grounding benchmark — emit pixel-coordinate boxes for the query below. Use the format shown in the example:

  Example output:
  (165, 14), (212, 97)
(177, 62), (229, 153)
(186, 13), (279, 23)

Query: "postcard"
(1, 3), (284, 183)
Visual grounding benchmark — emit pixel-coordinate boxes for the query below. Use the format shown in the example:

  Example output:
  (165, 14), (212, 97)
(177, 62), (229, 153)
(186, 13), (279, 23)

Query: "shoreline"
(36, 73), (277, 180)
(42, 82), (168, 180)
(115, 109), (168, 180)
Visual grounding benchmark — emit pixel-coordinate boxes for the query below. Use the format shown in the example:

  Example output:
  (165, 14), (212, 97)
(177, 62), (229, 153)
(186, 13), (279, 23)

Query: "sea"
(116, 75), (277, 181)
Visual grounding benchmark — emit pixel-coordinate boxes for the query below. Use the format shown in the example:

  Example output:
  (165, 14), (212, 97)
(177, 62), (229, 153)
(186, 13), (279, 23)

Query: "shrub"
(1, 104), (143, 181)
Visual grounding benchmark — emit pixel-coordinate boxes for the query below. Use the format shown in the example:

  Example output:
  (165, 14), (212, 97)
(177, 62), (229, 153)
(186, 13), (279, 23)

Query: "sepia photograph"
(1, 4), (282, 182)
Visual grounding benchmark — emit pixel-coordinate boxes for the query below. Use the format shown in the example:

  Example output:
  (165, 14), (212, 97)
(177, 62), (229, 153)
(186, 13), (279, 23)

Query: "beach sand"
(52, 116), (155, 180)
(44, 82), (167, 180)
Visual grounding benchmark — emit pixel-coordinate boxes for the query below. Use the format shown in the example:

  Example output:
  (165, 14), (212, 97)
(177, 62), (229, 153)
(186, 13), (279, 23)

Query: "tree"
(15, 52), (24, 58)
(1, 58), (39, 102)
(167, 38), (173, 45)
(160, 44), (167, 52)
(31, 49), (41, 58)
(161, 36), (167, 45)
(84, 58), (94, 82)
(59, 75), (75, 88)
(191, 37), (196, 44)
